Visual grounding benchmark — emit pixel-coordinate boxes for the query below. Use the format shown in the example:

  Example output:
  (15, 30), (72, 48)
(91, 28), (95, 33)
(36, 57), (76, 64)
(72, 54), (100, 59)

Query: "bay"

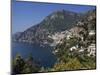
(12, 42), (57, 68)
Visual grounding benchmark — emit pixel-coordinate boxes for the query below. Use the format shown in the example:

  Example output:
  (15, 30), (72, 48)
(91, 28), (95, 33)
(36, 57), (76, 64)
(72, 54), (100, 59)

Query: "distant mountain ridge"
(13, 9), (96, 45)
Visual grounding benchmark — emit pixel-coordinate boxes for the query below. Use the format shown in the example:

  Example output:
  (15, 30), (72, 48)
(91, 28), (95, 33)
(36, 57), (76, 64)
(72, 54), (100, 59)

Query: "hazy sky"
(12, 1), (96, 33)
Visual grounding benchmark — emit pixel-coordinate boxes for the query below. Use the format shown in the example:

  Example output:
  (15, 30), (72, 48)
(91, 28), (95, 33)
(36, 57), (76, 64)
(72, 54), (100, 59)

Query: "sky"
(12, 1), (96, 33)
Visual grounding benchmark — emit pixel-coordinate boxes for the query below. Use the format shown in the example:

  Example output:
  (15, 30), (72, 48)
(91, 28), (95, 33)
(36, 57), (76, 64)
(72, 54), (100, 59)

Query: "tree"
(22, 54), (40, 73)
(12, 53), (25, 74)
(12, 53), (40, 74)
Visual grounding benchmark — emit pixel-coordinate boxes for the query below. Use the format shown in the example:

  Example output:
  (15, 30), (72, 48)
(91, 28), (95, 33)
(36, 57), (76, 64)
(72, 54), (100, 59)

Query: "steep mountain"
(13, 9), (96, 46)
(39, 10), (80, 33)
(13, 10), (80, 44)
(54, 9), (96, 57)
(51, 9), (96, 71)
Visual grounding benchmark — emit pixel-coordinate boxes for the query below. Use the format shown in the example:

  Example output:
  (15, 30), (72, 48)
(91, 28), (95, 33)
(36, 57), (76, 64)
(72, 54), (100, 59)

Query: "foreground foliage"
(12, 54), (40, 74)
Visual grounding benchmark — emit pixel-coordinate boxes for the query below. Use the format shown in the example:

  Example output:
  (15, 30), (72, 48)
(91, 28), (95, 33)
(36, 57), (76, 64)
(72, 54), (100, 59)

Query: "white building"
(89, 30), (95, 36)
(87, 44), (96, 56)
(70, 46), (77, 51)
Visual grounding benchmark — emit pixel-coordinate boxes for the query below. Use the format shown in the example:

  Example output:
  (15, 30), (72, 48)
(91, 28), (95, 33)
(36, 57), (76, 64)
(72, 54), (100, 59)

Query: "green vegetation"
(52, 34), (96, 71)
(12, 54), (40, 74)
(52, 58), (83, 71)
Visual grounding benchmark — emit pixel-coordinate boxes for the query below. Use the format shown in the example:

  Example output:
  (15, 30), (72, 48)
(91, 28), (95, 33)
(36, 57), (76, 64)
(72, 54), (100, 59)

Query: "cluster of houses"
(69, 43), (96, 56)
(69, 29), (96, 56)
(48, 30), (69, 46)
(49, 26), (96, 57)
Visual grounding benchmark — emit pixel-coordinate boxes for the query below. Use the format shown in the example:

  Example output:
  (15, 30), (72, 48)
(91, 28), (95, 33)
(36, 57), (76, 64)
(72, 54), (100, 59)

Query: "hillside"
(13, 9), (96, 49)
(51, 9), (96, 71)
(12, 9), (80, 44)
